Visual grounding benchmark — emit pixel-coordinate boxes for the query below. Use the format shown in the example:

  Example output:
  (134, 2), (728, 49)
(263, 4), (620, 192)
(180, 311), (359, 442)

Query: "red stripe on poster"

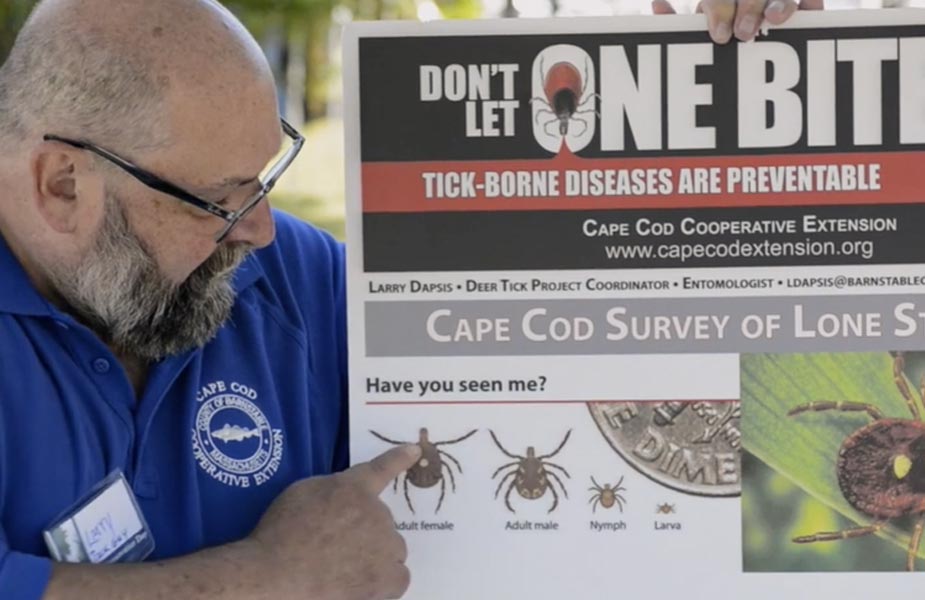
(361, 149), (922, 213)
(365, 399), (740, 406)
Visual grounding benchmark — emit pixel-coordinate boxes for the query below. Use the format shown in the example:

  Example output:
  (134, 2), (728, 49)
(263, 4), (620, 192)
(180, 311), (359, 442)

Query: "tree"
(223, 0), (422, 121)
(1, 0), (482, 120)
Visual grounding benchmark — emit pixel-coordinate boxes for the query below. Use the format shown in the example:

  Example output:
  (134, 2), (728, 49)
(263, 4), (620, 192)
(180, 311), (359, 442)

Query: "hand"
(652, 0), (824, 44)
(247, 444), (422, 600)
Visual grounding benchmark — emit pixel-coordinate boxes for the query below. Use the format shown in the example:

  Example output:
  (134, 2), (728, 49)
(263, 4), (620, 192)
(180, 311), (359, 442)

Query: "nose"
(223, 198), (276, 248)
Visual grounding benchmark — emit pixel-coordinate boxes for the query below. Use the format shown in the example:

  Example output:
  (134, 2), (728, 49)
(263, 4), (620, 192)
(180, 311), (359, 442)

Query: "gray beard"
(47, 198), (251, 361)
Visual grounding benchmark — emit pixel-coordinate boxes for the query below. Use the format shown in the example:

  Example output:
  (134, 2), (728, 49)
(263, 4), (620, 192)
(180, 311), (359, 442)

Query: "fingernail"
(403, 444), (422, 459)
(713, 22), (732, 43)
(766, 0), (786, 14)
(652, 0), (672, 12)
(736, 15), (757, 40)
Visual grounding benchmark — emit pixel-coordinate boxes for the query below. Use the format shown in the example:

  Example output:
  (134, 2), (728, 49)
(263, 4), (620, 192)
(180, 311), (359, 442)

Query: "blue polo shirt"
(0, 210), (348, 599)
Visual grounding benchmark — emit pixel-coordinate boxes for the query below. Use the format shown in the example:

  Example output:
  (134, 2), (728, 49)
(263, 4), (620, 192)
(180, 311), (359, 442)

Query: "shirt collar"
(232, 251), (264, 294)
(0, 233), (54, 317)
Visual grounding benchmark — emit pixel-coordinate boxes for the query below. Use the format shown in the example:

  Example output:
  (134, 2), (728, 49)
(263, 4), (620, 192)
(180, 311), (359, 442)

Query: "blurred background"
(0, 0), (918, 240)
(742, 451), (910, 571)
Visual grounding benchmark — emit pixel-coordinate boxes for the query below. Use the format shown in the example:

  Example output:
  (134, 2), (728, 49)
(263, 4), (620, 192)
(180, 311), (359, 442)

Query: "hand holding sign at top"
(653, 0), (825, 43)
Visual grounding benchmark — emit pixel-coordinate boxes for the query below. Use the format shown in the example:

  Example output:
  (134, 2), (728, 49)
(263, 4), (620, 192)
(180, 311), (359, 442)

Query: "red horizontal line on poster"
(366, 399), (740, 406)
(361, 150), (921, 213)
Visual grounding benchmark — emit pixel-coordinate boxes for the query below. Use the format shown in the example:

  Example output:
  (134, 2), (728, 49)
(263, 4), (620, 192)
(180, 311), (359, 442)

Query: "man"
(0, 1), (416, 598)
(0, 0), (815, 599)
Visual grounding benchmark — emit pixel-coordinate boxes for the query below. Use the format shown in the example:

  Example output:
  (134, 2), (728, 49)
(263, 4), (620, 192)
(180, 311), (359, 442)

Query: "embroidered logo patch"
(192, 381), (284, 488)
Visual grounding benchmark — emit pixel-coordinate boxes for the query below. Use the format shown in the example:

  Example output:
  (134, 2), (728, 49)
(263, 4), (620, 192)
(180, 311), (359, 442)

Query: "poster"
(343, 9), (925, 599)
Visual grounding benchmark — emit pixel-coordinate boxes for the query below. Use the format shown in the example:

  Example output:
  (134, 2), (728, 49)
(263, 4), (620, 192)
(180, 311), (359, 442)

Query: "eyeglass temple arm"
(42, 134), (235, 222)
(267, 119), (305, 185)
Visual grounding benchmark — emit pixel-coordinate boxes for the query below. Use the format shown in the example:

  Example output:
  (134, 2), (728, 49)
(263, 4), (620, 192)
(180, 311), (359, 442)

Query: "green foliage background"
(1, 0), (481, 111)
(0, 0), (481, 241)
(0, 1), (34, 59)
(741, 351), (925, 572)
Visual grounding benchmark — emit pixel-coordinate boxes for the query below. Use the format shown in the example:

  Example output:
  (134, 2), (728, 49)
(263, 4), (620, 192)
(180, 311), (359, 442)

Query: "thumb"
(652, 0), (677, 14)
(350, 444), (422, 494)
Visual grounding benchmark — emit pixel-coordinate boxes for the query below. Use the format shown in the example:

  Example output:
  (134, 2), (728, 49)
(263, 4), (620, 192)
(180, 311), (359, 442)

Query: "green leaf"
(741, 352), (925, 563)
(435, 0), (483, 20)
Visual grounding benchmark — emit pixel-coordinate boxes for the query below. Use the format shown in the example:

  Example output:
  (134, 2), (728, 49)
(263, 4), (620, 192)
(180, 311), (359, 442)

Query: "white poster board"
(344, 10), (925, 598)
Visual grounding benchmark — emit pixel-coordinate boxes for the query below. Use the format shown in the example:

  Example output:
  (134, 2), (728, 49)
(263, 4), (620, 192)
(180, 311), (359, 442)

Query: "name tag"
(43, 471), (155, 563)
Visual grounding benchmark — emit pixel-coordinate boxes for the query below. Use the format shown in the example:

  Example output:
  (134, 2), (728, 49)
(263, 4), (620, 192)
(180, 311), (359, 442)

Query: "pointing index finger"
(353, 444), (422, 494)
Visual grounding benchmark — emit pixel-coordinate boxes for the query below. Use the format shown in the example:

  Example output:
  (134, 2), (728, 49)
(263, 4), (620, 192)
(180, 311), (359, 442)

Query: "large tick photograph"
(741, 351), (925, 572)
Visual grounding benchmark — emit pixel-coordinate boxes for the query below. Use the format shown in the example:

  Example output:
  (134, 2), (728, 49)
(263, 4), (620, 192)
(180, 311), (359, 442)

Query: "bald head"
(0, 0), (277, 156)
(0, 0), (283, 345)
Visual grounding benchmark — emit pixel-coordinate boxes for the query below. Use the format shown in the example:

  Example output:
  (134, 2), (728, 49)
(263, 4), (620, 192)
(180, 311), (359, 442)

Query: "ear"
(29, 141), (104, 234)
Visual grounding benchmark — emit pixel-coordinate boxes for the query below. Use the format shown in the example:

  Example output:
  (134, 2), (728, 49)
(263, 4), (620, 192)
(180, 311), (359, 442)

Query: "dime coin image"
(588, 400), (740, 497)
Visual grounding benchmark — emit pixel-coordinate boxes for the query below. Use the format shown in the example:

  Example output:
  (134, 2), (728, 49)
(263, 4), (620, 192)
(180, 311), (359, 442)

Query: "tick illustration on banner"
(370, 427), (477, 514)
(656, 503), (676, 515)
(786, 352), (925, 571)
(531, 57), (598, 138)
(490, 429), (571, 513)
(531, 45), (596, 154)
(588, 476), (626, 513)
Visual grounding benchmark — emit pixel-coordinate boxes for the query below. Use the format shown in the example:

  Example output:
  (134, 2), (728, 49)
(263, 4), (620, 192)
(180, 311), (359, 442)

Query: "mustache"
(52, 194), (255, 361)
(188, 242), (253, 286)
(151, 242), (252, 315)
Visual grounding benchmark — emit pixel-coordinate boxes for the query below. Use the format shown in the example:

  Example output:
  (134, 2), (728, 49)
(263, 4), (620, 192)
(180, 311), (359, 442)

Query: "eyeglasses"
(44, 119), (305, 242)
